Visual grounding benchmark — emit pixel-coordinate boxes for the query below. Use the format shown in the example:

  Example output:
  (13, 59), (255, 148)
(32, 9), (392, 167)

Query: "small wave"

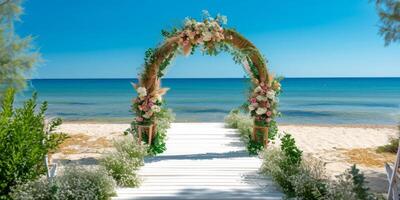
(179, 108), (230, 114)
(52, 102), (97, 106)
(299, 102), (398, 108)
(281, 110), (335, 117)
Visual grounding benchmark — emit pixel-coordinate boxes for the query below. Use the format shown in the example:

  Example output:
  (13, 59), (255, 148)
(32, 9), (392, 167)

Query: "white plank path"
(114, 123), (283, 200)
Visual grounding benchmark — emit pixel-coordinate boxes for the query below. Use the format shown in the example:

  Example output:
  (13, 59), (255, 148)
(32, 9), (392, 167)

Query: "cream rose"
(267, 90), (276, 99)
(256, 107), (267, 115)
(151, 105), (161, 113)
(256, 95), (268, 101)
(248, 105), (255, 111)
(137, 87), (147, 97)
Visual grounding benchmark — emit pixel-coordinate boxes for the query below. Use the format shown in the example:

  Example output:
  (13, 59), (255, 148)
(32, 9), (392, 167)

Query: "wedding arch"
(131, 12), (281, 154)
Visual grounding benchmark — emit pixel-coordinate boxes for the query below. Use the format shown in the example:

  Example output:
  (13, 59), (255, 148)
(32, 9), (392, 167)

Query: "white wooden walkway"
(114, 123), (283, 200)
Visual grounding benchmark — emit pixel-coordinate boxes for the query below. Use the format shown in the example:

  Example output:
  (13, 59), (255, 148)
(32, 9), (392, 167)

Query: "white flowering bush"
(225, 109), (278, 154)
(10, 166), (116, 200)
(100, 137), (147, 187)
(261, 134), (380, 200)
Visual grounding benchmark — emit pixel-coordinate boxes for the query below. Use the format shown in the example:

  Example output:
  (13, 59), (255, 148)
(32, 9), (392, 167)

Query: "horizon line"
(30, 76), (400, 80)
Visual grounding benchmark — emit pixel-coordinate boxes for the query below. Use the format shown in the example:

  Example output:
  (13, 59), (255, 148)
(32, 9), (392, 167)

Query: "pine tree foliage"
(0, 0), (40, 95)
(374, 0), (400, 45)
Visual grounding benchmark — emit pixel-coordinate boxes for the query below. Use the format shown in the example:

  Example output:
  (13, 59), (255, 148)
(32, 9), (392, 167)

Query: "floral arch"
(131, 12), (281, 155)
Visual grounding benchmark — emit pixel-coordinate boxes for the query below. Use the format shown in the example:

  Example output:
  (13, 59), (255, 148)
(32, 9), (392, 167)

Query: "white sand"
(55, 123), (398, 193)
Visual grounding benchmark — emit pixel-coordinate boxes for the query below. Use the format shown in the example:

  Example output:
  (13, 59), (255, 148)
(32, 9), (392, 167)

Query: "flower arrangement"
(177, 12), (228, 56)
(132, 80), (168, 125)
(248, 78), (282, 127)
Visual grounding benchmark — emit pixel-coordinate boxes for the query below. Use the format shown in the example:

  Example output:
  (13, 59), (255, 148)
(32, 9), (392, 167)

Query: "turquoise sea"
(16, 78), (400, 125)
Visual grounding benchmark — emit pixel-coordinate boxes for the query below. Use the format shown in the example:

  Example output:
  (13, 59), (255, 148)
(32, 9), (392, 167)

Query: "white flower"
(203, 32), (213, 42)
(248, 105), (255, 111)
(256, 107), (267, 115)
(151, 105), (161, 113)
(142, 111), (153, 119)
(137, 87), (147, 97)
(266, 90), (276, 99)
(256, 95), (268, 101)
(254, 86), (262, 93)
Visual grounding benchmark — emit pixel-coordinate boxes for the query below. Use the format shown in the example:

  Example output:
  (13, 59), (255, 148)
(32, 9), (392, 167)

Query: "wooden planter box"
(137, 123), (157, 145)
(252, 125), (269, 147)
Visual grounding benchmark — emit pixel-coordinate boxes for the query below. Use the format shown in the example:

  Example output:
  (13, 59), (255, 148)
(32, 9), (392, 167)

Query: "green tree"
(374, 0), (400, 45)
(0, 0), (40, 95)
(0, 88), (67, 199)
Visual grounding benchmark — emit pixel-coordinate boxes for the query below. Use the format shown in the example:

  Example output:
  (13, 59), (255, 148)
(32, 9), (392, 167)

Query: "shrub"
(261, 133), (380, 200)
(225, 109), (278, 155)
(291, 157), (328, 199)
(261, 133), (302, 196)
(376, 137), (398, 153)
(0, 88), (66, 199)
(376, 124), (399, 154)
(10, 166), (116, 200)
(326, 165), (378, 200)
(100, 137), (147, 187)
(54, 166), (116, 200)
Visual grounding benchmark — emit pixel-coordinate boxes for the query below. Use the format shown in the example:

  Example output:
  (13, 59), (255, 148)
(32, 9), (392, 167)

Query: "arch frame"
(131, 13), (281, 154)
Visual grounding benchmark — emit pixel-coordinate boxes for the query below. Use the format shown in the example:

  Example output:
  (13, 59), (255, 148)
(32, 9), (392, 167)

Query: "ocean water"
(15, 78), (400, 125)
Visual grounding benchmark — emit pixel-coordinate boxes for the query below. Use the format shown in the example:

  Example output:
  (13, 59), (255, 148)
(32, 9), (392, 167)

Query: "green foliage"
(100, 137), (147, 187)
(10, 166), (116, 200)
(0, 88), (66, 199)
(0, 0), (40, 94)
(376, 137), (398, 153)
(373, 0), (400, 45)
(224, 109), (278, 155)
(349, 165), (375, 200)
(280, 133), (302, 166)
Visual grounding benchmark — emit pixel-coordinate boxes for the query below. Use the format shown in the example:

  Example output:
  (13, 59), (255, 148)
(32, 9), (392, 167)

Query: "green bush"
(224, 109), (278, 155)
(261, 133), (379, 200)
(376, 124), (399, 154)
(376, 137), (399, 154)
(100, 137), (147, 187)
(291, 157), (328, 199)
(10, 166), (116, 200)
(0, 88), (66, 199)
(261, 133), (302, 196)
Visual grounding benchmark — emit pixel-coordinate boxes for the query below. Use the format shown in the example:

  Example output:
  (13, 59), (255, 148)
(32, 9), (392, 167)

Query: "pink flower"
(148, 102), (154, 108)
(266, 111), (272, 116)
(141, 105), (149, 112)
(266, 118), (272, 123)
(182, 40), (190, 46)
(250, 98), (257, 104)
(136, 117), (143, 122)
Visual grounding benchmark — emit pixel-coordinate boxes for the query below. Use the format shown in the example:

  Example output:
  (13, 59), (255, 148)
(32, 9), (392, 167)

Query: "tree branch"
(0, 0), (10, 7)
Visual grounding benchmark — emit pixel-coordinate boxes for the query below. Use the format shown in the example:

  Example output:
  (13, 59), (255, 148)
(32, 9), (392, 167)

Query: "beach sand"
(53, 123), (398, 193)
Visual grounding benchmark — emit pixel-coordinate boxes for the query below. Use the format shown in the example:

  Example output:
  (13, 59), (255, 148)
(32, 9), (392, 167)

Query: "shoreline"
(60, 120), (398, 129)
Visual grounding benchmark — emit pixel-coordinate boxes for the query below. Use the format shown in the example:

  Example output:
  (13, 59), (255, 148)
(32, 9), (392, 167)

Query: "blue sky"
(17, 0), (399, 78)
